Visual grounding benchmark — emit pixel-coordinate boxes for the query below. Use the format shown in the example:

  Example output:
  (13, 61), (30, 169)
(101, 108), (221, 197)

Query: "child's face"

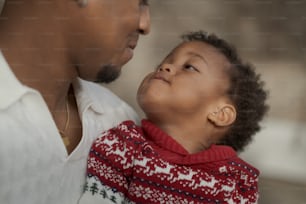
(137, 41), (231, 123)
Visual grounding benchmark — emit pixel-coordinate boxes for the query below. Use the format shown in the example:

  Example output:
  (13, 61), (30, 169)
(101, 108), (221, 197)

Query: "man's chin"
(94, 64), (122, 83)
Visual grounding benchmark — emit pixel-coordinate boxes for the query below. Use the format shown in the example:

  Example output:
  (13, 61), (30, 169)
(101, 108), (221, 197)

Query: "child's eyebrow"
(187, 51), (208, 65)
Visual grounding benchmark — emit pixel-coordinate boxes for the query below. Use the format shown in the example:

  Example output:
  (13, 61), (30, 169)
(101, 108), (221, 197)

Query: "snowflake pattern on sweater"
(79, 120), (259, 204)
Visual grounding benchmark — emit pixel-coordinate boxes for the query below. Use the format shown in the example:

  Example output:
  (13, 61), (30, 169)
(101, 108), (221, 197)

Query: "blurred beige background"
(104, 1), (306, 203)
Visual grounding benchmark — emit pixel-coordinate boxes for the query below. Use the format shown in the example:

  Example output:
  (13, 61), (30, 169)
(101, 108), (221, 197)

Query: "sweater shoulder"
(93, 120), (145, 149)
(208, 156), (259, 179)
(227, 157), (259, 177)
(114, 120), (146, 144)
(88, 121), (145, 178)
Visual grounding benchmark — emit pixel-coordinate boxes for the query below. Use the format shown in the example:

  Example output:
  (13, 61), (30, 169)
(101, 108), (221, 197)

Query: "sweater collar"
(141, 119), (237, 164)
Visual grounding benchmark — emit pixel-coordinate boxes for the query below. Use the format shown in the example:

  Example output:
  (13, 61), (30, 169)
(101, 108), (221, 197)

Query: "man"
(0, 0), (150, 203)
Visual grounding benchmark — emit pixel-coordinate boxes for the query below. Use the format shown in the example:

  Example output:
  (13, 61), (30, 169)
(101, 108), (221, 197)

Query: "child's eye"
(183, 64), (199, 72)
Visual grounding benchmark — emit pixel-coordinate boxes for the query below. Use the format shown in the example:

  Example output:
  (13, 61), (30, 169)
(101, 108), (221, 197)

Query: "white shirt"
(0, 52), (139, 204)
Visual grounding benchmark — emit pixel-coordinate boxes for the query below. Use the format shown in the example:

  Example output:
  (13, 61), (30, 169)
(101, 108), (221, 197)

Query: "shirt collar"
(73, 77), (124, 117)
(0, 52), (35, 110)
(0, 51), (122, 115)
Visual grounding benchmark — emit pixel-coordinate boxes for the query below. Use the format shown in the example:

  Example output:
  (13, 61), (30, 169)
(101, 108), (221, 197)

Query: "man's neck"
(0, 2), (73, 110)
(6, 49), (83, 154)
(0, 4), (83, 154)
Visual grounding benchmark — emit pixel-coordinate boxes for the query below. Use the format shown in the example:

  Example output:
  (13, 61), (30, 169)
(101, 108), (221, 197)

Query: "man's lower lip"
(124, 48), (134, 62)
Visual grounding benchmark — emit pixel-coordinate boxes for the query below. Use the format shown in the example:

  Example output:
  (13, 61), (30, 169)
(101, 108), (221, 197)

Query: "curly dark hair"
(182, 31), (269, 152)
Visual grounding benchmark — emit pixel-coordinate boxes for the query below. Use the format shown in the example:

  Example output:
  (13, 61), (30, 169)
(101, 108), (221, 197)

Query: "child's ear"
(207, 104), (236, 127)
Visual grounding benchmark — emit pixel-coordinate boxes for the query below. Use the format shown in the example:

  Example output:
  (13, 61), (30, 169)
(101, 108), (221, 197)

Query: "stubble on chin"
(94, 64), (121, 83)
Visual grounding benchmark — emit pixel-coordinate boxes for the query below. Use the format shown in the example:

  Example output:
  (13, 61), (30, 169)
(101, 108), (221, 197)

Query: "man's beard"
(95, 64), (121, 83)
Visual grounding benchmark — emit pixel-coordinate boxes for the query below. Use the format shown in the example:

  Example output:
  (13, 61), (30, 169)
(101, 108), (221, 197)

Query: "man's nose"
(138, 6), (151, 35)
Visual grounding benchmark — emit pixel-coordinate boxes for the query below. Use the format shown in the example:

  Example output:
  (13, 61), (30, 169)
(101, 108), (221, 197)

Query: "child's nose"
(158, 64), (175, 74)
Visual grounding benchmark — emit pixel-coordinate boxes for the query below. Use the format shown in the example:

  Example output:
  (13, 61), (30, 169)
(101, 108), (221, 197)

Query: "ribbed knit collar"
(141, 119), (237, 165)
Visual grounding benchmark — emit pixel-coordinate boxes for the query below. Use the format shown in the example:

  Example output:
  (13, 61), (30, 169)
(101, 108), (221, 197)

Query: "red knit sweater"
(79, 120), (259, 204)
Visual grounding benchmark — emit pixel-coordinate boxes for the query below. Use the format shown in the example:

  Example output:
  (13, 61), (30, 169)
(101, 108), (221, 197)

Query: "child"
(78, 31), (268, 204)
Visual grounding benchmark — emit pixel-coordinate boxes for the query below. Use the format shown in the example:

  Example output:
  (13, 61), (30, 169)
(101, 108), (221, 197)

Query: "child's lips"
(152, 74), (170, 84)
